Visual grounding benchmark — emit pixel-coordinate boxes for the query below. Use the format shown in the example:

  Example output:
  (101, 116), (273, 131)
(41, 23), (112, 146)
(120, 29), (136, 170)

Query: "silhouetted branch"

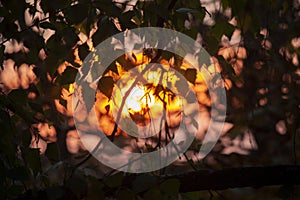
(109, 63), (152, 141)
(120, 165), (300, 193)
(171, 165), (300, 192)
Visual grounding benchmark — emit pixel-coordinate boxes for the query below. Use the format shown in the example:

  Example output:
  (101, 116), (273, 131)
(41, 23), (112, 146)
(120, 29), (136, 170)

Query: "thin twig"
(109, 64), (153, 141)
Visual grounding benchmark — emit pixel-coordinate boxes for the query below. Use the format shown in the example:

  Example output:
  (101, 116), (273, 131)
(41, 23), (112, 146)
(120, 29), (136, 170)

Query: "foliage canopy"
(0, 0), (300, 199)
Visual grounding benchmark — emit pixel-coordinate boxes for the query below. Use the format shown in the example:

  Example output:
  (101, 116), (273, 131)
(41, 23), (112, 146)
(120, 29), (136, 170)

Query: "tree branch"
(170, 165), (300, 192)
(121, 165), (300, 193)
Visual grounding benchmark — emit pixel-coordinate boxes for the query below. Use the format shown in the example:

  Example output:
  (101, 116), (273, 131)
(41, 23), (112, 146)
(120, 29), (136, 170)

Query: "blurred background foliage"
(0, 0), (300, 199)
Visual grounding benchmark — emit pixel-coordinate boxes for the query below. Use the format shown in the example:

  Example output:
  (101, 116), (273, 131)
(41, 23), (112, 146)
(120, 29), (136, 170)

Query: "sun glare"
(95, 51), (211, 135)
(125, 84), (154, 113)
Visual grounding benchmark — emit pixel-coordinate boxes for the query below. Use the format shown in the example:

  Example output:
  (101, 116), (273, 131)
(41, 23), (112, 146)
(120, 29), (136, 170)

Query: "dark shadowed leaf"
(276, 185), (295, 199)
(211, 21), (235, 40)
(97, 76), (114, 99)
(181, 191), (200, 200)
(104, 172), (123, 188)
(154, 84), (164, 97)
(28, 101), (44, 114)
(92, 16), (119, 46)
(105, 62), (119, 75)
(8, 89), (28, 103)
(116, 54), (136, 71)
(86, 176), (105, 200)
(39, 21), (56, 30)
(22, 129), (32, 147)
(64, 3), (89, 25)
(7, 166), (30, 181)
(160, 178), (180, 197)
(143, 186), (163, 200)
(7, 185), (24, 197)
(78, 43), (90, 61)
(24, 148), (41, 175)
(60, 28), (79, 48)
(132, 174), (159, 193)
(185, 68), (197, 84)
(66, 174), (87, 198)
(45, 142), (60, 164)
(44, 55), (62, 77)
(205, 36), (219, 55)
(217, 55), (235, 75)
(45, 186), (64, 200)
(116, 189), (135, 200)
(59, 98), (67, 108)
(56, 66), (78, 85)
(118, 10), (136, 29)
(86, 8), (97, 36)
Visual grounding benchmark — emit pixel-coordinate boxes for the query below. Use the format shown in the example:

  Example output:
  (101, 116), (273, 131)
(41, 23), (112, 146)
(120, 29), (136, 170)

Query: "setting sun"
(125, 84), (154, 113)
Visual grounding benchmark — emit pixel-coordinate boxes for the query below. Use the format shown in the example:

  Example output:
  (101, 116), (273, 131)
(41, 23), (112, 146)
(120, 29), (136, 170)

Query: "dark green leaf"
(132, 174), (158, 193)
(104, 172), (123, 188)
(66, 174), (87, 198)
(205, 36), (219, 55)
(86, 176), (105, 200)
(221, 0), (230, 9)
(143, 186), (163, 200)
(211, 21), (235, 40)
(116, 189), (135, 200)
(160, 178), (180, 197)
(181, 191), (200, 200)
